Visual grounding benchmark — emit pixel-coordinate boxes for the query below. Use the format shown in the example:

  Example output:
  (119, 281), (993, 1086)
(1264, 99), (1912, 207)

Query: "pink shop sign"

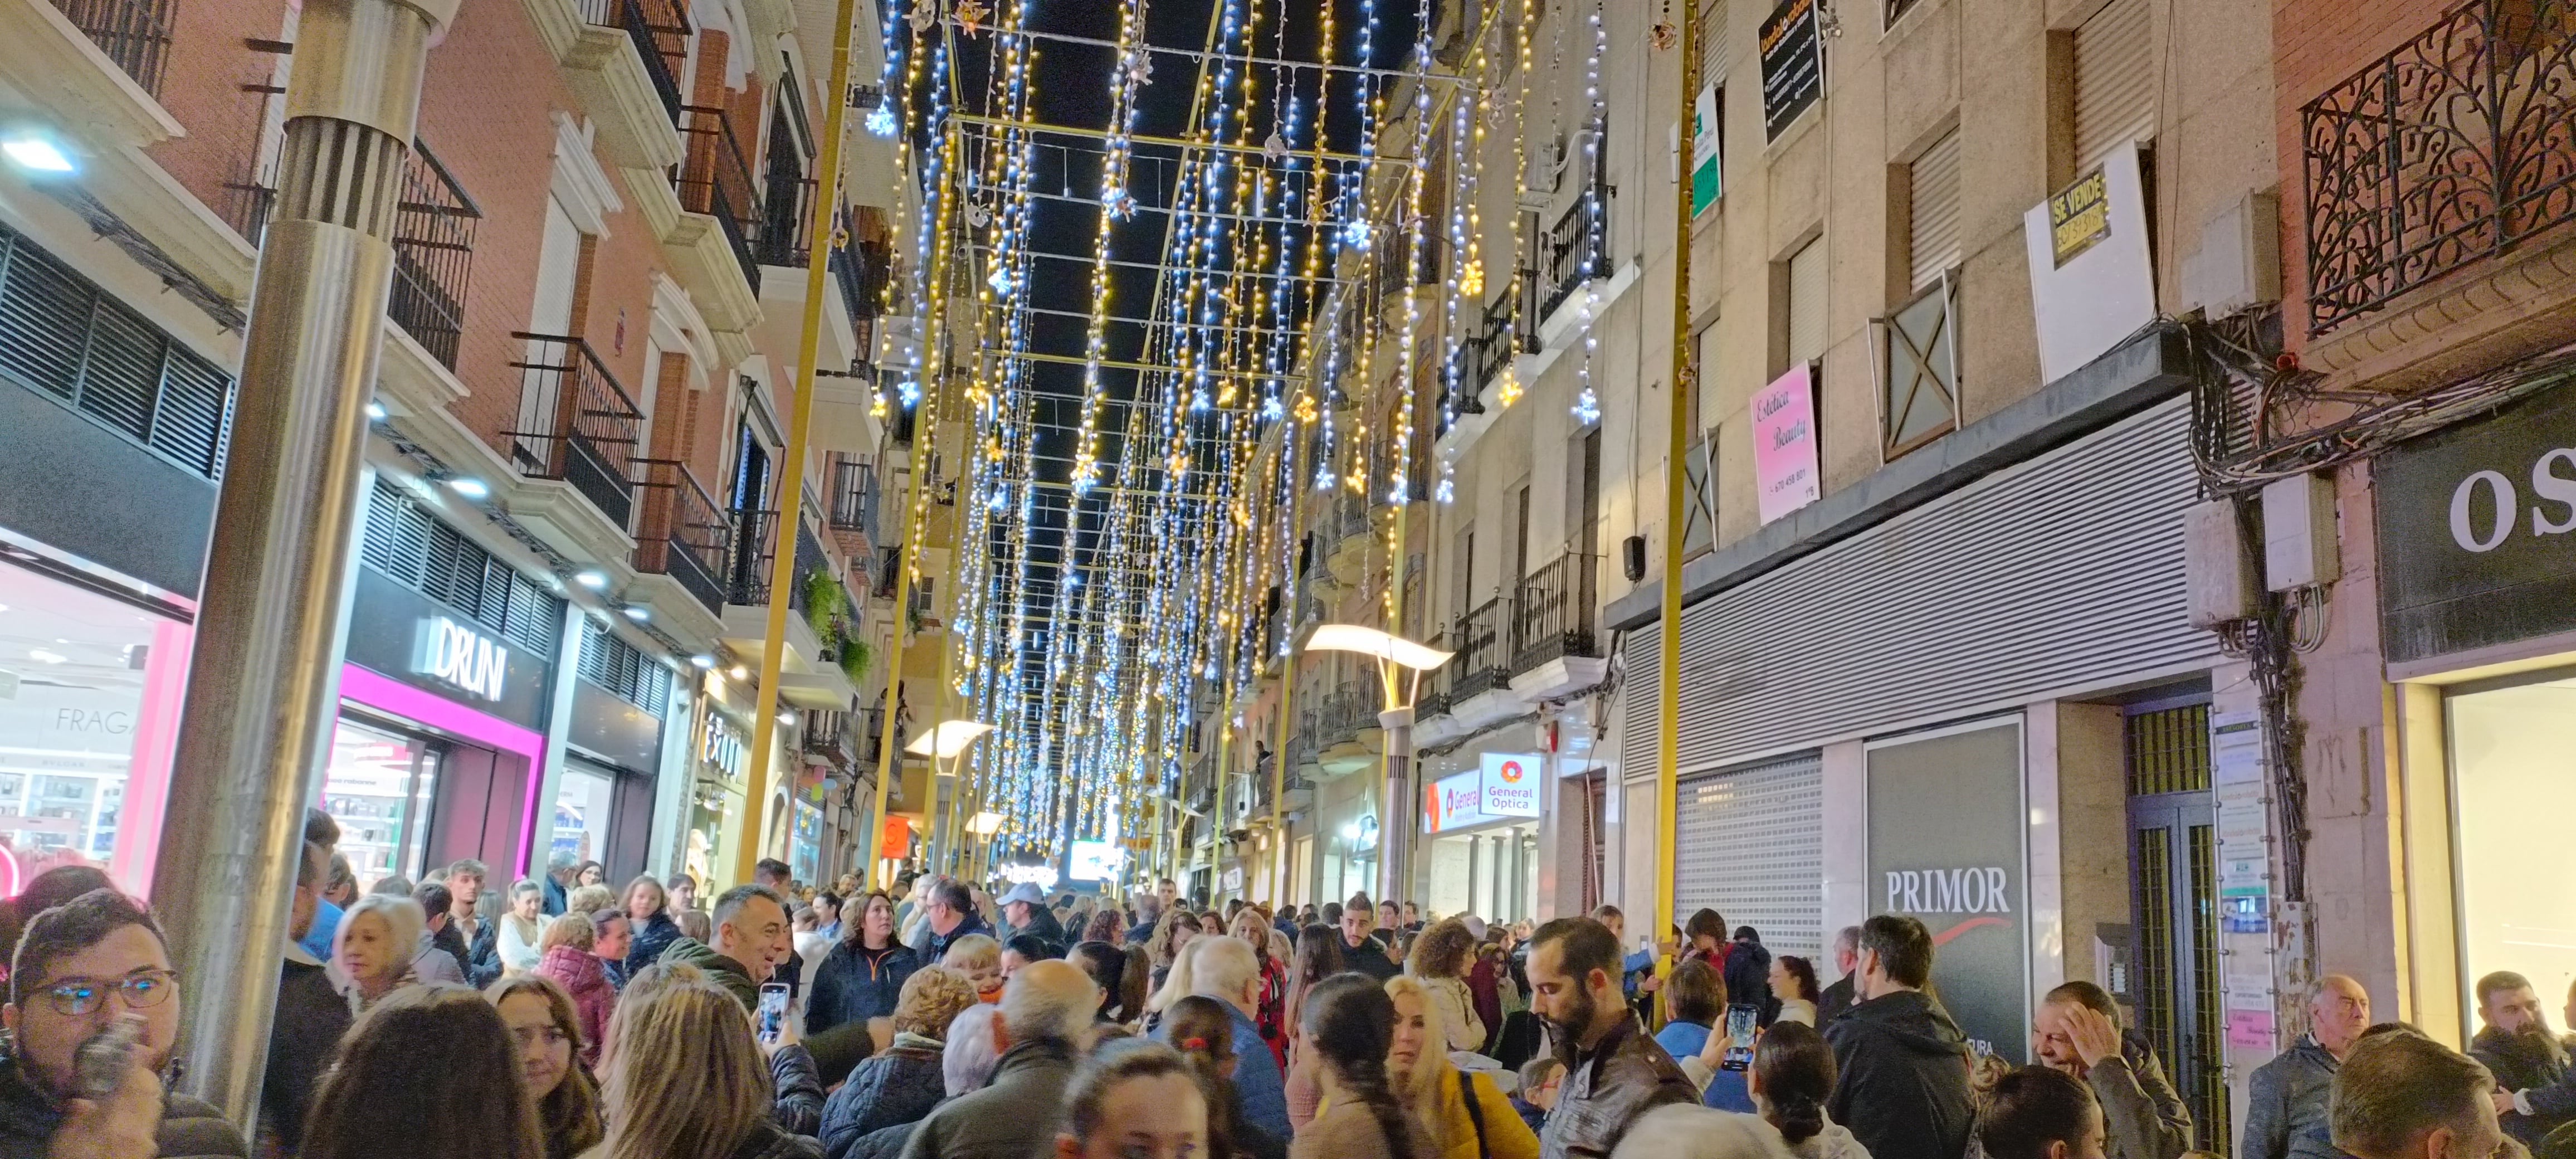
(1753, 363), (1821, 524)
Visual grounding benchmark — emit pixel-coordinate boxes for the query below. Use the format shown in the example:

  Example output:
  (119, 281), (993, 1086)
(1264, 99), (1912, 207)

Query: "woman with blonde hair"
(1143, 909), (1201, 992)
(1228, 907), (1291, 1068)
(533, 912), (614, 1063)
(939, 933), (1002, 1003)
(819, 966), (979, 1156)
(1382, 975), (1536, 1159)
(594, 973), (822, 1159)
(333, 893), (427, 1016)
(487, 974), (605, 1159)
(1402, 919), (1485, 1055)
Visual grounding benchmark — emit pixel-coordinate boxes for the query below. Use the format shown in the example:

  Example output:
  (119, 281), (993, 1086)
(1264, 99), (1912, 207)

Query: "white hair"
(1611, 1106), (1798, 1159)
(335, 894), (427, 981)
(1189, 933), (1259, 1004)
(943, 1004), (1003, 1096)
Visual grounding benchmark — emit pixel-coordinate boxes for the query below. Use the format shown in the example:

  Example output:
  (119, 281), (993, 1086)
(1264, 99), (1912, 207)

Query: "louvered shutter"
(2074, 0), (2154, 164)
(1674, 752), (1823, 956)
(1700, 0), (1732, 84)
(1788, 238), (1827, 366)
(1909, 129), (1963, 293)
(0, 240), (92, 401)
(79, 300), (165, 443)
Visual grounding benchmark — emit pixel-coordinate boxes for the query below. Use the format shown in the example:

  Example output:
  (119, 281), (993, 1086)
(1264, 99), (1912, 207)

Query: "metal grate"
(580, 619), (671, 714)
(51, 0), (172, 95)
(2125, 704), (2212, 795)
(1620, 399), (2212, 776)
(1673, 751), (1823, 955)
(0, 225), (235, 480)
(389, 140), (480, 370)
(362, 480), (564, 657)
(2133, 826), (2177, 1098)
(2188, 821), (2228, 1155)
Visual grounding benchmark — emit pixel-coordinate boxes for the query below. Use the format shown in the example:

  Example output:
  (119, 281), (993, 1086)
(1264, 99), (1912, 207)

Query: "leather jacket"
(1536, 1018), (1698, 1159)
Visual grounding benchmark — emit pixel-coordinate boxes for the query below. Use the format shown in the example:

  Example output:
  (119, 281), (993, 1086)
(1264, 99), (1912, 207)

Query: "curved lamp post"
(1302, 624), (1452, 908)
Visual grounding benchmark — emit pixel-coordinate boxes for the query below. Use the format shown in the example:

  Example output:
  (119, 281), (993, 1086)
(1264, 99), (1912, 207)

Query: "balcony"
(801, 708), (856, 767)
(578, 0), (686, 123)
(632, 458), (732, 613)
(1530, 182), (1608, 326)
(535, 0), (685, 172)
(51, 0), (169, 95)
(828, 454), (881, 543)
(1512, 553), (1602, 673)
(723, 507), (831, 610)
(389, 142), (481, 371)
(505, 333), (643, 529)
(677, 105), (762, 296)
(1447, 596), (1512, 701)
(2300, 0), (2576, 336)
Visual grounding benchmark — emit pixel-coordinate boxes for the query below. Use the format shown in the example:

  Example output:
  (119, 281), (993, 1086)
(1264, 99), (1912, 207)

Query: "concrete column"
(149, 0), (459, 1127)
(1375, 707), (1416, 905)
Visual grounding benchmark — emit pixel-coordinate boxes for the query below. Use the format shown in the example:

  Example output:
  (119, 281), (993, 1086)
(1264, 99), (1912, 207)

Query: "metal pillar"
(149, 0), (457, 1128)
(1652, 13), (1701, 939)
(1375, 705), (1416, 907)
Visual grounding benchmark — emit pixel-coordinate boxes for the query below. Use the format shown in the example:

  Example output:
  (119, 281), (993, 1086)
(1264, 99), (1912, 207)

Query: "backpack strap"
(1458, 1068), (1489, 1157)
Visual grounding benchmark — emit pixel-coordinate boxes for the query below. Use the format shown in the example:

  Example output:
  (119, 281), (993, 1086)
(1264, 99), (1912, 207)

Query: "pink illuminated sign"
(1752, 364), (1821, 525)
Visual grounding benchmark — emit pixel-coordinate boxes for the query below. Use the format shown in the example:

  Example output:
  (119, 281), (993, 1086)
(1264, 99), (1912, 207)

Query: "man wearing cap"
(998, 881), (1066, 955)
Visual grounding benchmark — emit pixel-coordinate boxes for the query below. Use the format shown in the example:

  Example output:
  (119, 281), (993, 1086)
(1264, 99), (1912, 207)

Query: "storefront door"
(2123, 703), (2226, 1156)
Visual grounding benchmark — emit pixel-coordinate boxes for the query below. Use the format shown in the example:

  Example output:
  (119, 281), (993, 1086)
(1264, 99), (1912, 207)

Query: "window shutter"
(2074, 0), (2154, 165)
(1788, 238), (1827, 366)
(1908, 129), (1963, 293)
(1699, 0), (1732, 84)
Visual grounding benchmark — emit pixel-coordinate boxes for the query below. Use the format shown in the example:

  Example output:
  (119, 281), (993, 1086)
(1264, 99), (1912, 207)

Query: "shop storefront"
(685, 690), (750, 888)
(1418, 752), (1545, 924)
(561, 620), (675, 885)
(791, 788), (823, 885)
(2376, 377), (2576, 1038)
(1306, 770), (1380, 907)
(335, 488), (564, 888)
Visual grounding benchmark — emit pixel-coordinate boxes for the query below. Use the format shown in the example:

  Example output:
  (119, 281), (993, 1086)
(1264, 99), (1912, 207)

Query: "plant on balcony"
(839, 636), (873, 683)
(801, 569), (875, 684)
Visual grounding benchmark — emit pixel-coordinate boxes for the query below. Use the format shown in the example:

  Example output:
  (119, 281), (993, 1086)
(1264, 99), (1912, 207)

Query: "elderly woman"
(836, 1001), (1007, 1159)
(1404, 919), (1486, 1055)
(818, 966), (980, 1159)
(334, 893), (427, 1015)
(497, 879), (547, 973)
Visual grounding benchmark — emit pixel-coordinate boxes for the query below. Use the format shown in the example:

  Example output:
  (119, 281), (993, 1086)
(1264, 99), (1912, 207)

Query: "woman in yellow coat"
(1381, 975), (1539, 1159)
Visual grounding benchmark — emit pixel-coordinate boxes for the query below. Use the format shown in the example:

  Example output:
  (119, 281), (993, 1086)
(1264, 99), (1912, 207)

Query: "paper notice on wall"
(2219, 802), (2270, 847)
(2212, 712), (2265, 786)
(2222, 885), (2271, 934)
(2227, 1009), (2277, 1050)
(2219, 850), (2268, 890)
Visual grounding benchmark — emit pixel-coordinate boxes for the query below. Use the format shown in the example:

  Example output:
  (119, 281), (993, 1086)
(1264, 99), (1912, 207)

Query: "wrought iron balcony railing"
(53, 0), (171, 95)
(724, 507), (833, 608)
(828, 453), (880, 541)
(677, 105), (762, 296)
(578, 0), (688, 124)
(1413, 630), (1453, 719)
(801, 708), (855, 764)
(1513, 552), (1602, 673)
(2302, 0), (2576, 334)
(1318, 680), (1378, 747)
(389, 140), (480, 370)
(1531, 182), (1609, 325)
(505, 333), (644, 528)
(1447, 595), (1513, 701)
(632, 458), (731, 613)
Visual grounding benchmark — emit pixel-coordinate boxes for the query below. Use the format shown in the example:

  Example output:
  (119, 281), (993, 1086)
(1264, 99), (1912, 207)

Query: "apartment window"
(1685, 322), (1720, 559)
(1511, 484), (1533, 582)
(1907, 129), (1963, 293)
(1786, 238), (1828, 369)
(1886, 0), (1925, 27)
(2073, 0), (2155, 165)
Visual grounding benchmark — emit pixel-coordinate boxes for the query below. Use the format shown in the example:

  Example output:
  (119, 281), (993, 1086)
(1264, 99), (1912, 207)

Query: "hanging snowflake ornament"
(966, 201), (992, 227)
(1129, 53), (1153, 85)
(1459, 256), (1484, 298)
(953, 0), (988, 35)
(1263, 129), (1289, 162)
(907, 0), (935, 33)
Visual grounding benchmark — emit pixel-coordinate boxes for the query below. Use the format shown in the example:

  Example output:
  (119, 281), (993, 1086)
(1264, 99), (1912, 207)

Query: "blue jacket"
(1157, 1002), (1290, 1141)
(2243, 1036), (2339, 1159)
(922, 912), (992, 962)
(808, 942), (921, 1036)
(298, 900), (343, 962)
(821, 1035), (946, 1159)
(626, 910), (682, 979)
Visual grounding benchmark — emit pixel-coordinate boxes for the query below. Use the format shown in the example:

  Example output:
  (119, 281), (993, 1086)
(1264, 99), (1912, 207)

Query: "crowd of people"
(0, 819), (2541, 1159)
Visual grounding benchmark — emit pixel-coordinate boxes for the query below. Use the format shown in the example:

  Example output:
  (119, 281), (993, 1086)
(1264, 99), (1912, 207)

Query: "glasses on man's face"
(41, 970), (177, 1017)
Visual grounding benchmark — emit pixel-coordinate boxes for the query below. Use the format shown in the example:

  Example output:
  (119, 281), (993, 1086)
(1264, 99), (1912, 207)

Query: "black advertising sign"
(1760, 0), (1825, 140)
(1867, 719), (2028, 1063)
(2377, 381), (2576, 663)
(345, 569), (553, 730)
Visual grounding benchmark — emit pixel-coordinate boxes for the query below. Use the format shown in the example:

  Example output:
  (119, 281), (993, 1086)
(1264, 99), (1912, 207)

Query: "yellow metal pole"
(736, 0), (862, 889)
(1653, 12), (1700, 949)
(1267, 434), (1309, 906)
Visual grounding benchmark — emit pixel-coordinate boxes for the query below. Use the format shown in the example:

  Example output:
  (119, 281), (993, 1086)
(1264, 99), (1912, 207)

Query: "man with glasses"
(0, 887), (244, 1158)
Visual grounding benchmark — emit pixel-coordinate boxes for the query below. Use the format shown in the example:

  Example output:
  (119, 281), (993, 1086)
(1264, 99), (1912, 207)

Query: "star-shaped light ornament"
(1263, 130), (1290, 162)
(907, 0), (935, 33)
(1459, 257), (1484, 297)
(953, 0), (987, 34)
(1129, 54), (1153, 85)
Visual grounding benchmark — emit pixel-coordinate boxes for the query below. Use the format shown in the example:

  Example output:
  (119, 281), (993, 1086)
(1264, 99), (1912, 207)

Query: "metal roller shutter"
(1700, 0), (1733, 84)
(1788, 239), (1827, 366)
(1619, 396), (2212, 778)
(1674, 751), (1823, 957)
(2074, 0), (2155, 165)
(1908, 129), (1962, 293)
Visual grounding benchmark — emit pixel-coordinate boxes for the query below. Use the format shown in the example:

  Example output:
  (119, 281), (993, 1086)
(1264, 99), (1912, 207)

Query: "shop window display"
(2449, 678), (2576, 1020)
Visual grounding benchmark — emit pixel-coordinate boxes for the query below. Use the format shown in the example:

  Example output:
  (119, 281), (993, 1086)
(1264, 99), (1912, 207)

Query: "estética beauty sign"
(1753, 363), (1821, 525)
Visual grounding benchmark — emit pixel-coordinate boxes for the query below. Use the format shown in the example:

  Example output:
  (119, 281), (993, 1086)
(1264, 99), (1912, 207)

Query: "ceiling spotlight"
(27, 648), (66, 664)
(446, 477), (490, 500)
(777, 710), (797, 725)
(1, 135), (75, 175)
(621, 606), (649, 622)
(730, 665), (750, 680)
(573, 569), (609, 590)
(690, 654), (715, 669)
(364, 401), (387, 421)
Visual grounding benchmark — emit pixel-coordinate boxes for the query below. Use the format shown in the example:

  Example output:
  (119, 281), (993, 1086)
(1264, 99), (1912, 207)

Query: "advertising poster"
(1867, 718), (2029, 1063)
(1759, 0), (1824, 140)
(1753, 363), (1822, 524)
(1480, 752), (1543, 817)
(1692, 84), (1723, 214)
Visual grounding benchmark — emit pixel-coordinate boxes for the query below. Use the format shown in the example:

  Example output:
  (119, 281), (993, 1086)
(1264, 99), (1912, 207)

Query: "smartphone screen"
(757, 982), (791, 1044)
(1720, 1002), (1759, 1072)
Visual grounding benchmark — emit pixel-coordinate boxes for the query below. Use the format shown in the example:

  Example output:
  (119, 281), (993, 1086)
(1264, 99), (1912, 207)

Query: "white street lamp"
(1301, 624), (1451, 908)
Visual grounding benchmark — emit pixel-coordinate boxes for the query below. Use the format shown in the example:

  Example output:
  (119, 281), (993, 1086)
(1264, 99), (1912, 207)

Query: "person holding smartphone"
(1656, 960), (1758, 1114)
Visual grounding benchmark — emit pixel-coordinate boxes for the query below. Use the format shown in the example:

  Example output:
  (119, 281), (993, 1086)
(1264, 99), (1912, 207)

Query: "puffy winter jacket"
(820, 1034), (946, 1159)
(808, 941), (921, 1037)
(626, 909), (683, 978)
(535, 944), (617, 1065)
(1822, 989), (1973, 1159)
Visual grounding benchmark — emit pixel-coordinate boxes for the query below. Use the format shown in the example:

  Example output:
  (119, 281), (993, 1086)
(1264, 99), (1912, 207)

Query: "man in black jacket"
(265, 840), (352, 1155)
(996, 882), (1064, 952)
(2469, 970), (2574, 1148)
(1526, 915), (1696, 1159)
(1817, 925), (1860, 1024)
(1824, 915), (1974, 1159)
